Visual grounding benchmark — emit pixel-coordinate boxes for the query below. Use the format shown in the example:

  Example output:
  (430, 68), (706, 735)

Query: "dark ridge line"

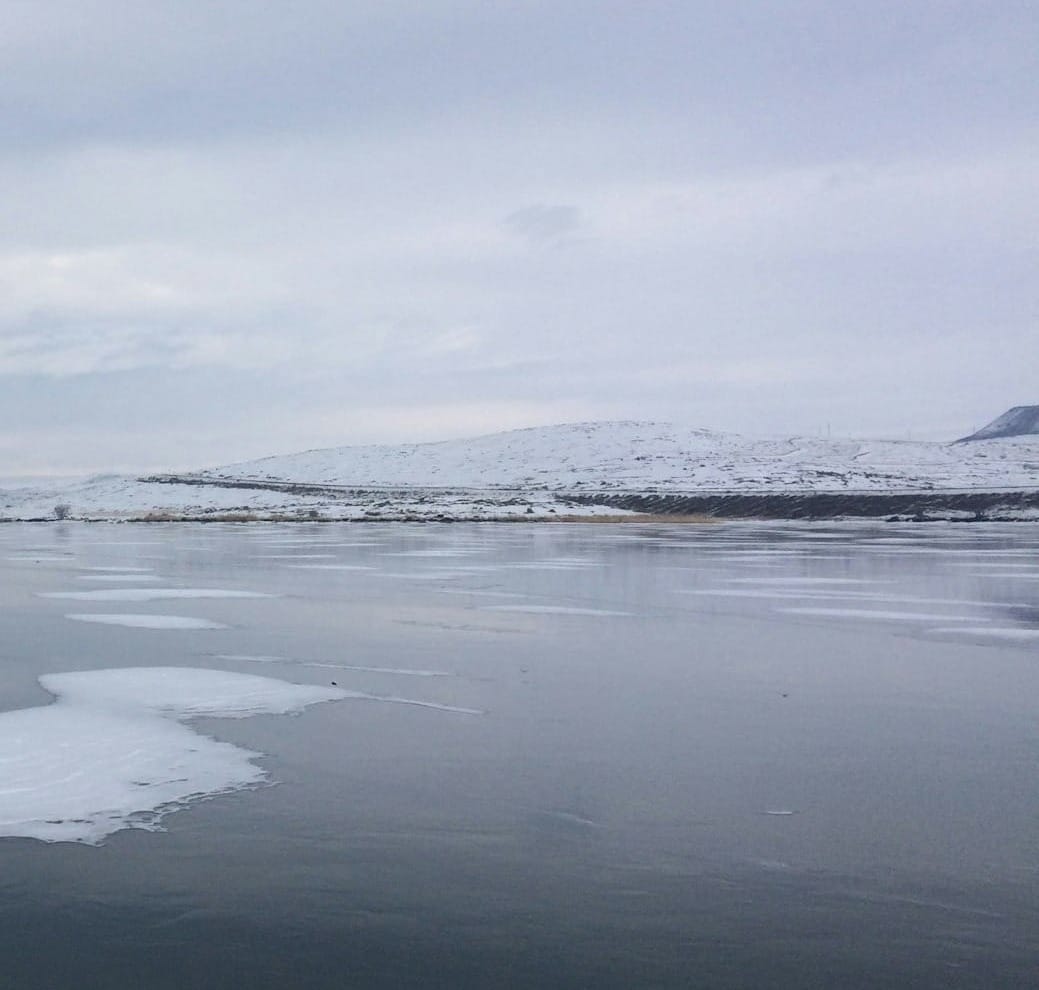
(566, 490), (1039, 520)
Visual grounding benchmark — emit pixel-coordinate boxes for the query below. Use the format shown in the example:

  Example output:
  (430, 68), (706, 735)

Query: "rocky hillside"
(957, 406), (1039, 442)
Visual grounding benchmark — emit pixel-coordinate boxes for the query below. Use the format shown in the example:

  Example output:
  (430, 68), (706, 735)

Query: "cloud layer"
(2, 1), (1035, 471)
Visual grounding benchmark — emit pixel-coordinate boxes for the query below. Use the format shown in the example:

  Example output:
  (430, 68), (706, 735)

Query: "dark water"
(1, 520), (1037, 988)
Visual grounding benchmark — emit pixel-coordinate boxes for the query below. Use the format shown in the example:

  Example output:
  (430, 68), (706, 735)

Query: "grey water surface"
(1, 520), (1037, 988)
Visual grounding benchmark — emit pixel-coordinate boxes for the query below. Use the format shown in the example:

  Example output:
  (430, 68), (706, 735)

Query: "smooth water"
(1, 520), (1037, 988)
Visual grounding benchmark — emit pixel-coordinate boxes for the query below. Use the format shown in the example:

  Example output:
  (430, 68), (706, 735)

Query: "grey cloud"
(0, 1), (1035, 471)
(504, 205), (584, 245)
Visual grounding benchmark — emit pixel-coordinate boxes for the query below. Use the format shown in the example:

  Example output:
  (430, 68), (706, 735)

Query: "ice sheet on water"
(380, 550), (488, 558)
(358, 695), (481, 714)
(77, 574), (162, 582)
(255, 541), (379, 548)
(0, 667), (345, 844)
(927, 626), (1039, 641)
(254, 553), (338, 559)
(42, 588), (273, 602)
(949, 562), (1039, 570)
(684, 589), (1030, 610)
(723, 577), (885, 585)
(681, 589), (884, 601)
(213, 654), (452, 676)
(435, 588), (527, 597)
(81, 566), (154, 572)
(6, 556), (75, 563)
(511, 562), (599, 570)
(42, 667), (342, 718)
(777, 607), (988, 623)
(65, 614), (229, 630)
(285, 564), (374, 570)
(484, 605), (632, 616)
(82, 541), (164, 546)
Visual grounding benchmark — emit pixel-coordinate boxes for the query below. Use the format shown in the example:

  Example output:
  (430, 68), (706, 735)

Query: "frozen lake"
(1, 520), (1037, 988)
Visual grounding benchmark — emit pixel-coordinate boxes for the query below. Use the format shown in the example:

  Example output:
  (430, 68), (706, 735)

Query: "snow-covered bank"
(0, 472), (621, 522)
(3, 421), (1038, 522)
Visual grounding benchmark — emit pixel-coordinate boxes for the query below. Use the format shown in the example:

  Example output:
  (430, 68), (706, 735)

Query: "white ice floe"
(77, 574), (163, 582)
(926, 626), (1039, 641)
(254, 553), (338, 559)
(285, 564), (374, 570)
(949, 562), (1039, 569)
(723, 577), (884, 585)
(684, 589), (1032, 610)
(380, 549), (487, 558)
(776, 607), (988, 622)
(81, 566), (155, 572)
(511, 561), (600, 570)
(6, 556), (75, 563)
(65, 614), (229, 630)
(435, 588), (527, 597)
(0, 667), (345, 844)
(483, 604), (632, 616)
(255, 541), (380, 548)
(42, 588), (273, 602)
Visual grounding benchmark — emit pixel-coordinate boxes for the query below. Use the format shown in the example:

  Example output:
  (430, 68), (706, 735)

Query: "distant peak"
(956, 405), (1039, 442)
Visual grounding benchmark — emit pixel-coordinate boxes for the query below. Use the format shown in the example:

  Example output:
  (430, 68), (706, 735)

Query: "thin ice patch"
(380, 550), (488, 558)
(214, 654), (452, 676)
(927, 626), (1039, 641)
(777, 607), (988, 623)
(254, 554), (338, 559)
(285, 564), (374, 571)
(723, 577), (885, 585)
(6, 556), (75, 563)
(66, 614), (229, 630)
(42, 588), (273, 602)
(483, 605), (632, 616)
(353, 694), (482, 715)
(81, 566), (155, 572)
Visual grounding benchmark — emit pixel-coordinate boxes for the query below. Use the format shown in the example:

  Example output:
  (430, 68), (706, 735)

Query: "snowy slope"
(957, 406), (1039, 442)
(0, 469), (601, 521)
(4, 421), (1039, 521)
(204, 421), (1039, 493)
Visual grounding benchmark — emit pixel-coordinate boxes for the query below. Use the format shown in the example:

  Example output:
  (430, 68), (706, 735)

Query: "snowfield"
(3, 421), (1038, 521)
(204, 421), (1039, 493)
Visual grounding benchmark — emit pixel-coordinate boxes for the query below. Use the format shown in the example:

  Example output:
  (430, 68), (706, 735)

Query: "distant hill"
(200, 420), (1039, 493)
(5, 420), (1039, 521)
(958, 406), (1039, 442)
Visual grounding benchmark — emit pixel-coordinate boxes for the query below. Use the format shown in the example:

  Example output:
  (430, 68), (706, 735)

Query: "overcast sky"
(2, 0), (1035, 473)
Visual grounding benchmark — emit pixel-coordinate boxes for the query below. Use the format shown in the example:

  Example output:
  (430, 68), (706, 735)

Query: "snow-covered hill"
(204, 421), (1039, 493)
(957, 405), (1039, 442)
(4, 421), (1039, 521)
